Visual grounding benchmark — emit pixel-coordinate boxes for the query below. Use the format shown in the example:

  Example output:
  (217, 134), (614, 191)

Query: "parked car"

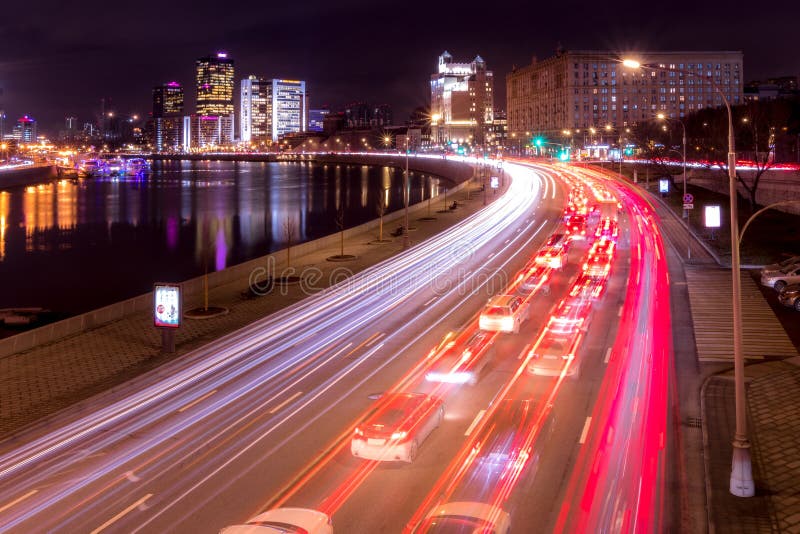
(219, 507), (333, 534)
(351, 392), (444, 463)
(411, 501), (511, 533)
(777, 283), (800, 312)
(761, 255), (800, 275)
(425, 330), (495, 385)
(479, 294), (530, 334)
(760, 264), (800, 292)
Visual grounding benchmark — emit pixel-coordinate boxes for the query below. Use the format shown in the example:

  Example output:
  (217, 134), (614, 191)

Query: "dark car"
(777, 283), (800, 312)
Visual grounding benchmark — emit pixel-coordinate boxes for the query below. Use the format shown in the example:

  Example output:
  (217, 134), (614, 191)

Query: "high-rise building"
(430, 51), (494, 148)
(240, 76), (269, 143)
(506, 50), (744, 142)
(196, 52), (235, 117)
(263, 79), (306, 142)
(153, 82), (184, 117)
(182, 115), (235, 150)
(13, 116), (37, 143)
(150, 82), (185, 151)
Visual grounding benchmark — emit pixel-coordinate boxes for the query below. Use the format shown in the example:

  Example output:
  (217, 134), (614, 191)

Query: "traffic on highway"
(0, 159), (673, 533)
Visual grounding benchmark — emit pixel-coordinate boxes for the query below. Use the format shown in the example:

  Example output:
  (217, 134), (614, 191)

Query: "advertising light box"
(705, 205), (722, 228)
(659, 179), (670, 193)
(490, 176), (499, 188)
(154, 284), (181, 328)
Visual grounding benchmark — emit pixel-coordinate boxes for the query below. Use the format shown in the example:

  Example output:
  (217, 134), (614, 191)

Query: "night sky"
(2, 0), (799, 133)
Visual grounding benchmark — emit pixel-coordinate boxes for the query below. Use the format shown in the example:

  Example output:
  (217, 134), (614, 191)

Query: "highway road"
(0, 159), (674, 533)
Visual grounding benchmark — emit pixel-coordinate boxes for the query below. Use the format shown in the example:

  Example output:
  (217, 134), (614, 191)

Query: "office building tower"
(240, 75), (269, 143)
(196, 52), (235, 117)
(506, 50), (743, 140)
(13, 116), (37, 143)
(151, 82), (185, 151)
(153, 82), (185, 117)
(430, 51), (494, 148)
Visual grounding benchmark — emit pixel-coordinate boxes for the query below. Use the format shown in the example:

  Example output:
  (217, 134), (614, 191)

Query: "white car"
(412, 501), (511, 533)
(760, 255), (800, 275)
(760, 264), (800, 292)
(351, 392), (444, 462)
(479, 295), (529, 333)
(219, 507), (333, 534)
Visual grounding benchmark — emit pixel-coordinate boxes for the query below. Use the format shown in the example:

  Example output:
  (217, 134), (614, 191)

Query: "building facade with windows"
(152, 82), (185, 151)
(182, 114), (234, 151)
(196, 52), (235, 116)
(506, 50), (743, 142)
(430, 51), (494, 148)
(240, 76), (269, 143)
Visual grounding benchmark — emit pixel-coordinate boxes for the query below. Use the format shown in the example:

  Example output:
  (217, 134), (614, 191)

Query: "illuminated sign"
(659, 179), (670, 193)
(490, 176), (499, 188)
(705, 205), (722, 228)
(154, 284), (181, 328)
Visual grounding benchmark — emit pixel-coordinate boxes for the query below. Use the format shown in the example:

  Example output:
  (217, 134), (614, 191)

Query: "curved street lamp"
(624, 57), (753, 498)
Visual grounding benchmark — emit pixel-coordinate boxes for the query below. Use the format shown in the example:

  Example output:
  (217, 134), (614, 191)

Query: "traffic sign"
(683, 203), (694, 210)
(683, 193), (694, 203)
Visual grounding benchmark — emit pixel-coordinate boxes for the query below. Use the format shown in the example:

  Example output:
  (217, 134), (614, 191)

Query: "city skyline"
(1, 0), (799, 133)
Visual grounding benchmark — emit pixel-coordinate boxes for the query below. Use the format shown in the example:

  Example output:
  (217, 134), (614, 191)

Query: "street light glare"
(622, 59), (641, 69)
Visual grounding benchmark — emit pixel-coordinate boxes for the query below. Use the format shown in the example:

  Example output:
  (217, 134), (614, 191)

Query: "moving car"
(412, 501), (511, 534)
(760, 264), (800, 292)
(528, 329), (583, 376)
(425, 330), (495, 385)
(219, 507), (333, 534)
(479, 295), (529, 334)
(534, 244), (568, 269)
(351, 392), (444, 462)
(520, 264), (550, 293)
(565, 214), (587, 239)
(777, 283), (800, 311)
(594, 216), (619, 240)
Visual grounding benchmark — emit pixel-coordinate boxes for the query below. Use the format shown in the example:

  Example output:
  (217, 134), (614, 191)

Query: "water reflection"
(0, 160), (441, 314)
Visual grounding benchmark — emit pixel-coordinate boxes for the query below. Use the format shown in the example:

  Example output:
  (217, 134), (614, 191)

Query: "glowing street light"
(624, 57), (754, 498)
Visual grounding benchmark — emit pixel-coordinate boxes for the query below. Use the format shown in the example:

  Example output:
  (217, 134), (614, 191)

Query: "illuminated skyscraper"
(153, 82), (184, 117)
(196, 52), (235, 117)
(430, 51), (494, 148)
(13, 116), (37, 143)
(250, 79), (306, 142)
(151, 82), (184, 151)
(240, 76), (269, 143)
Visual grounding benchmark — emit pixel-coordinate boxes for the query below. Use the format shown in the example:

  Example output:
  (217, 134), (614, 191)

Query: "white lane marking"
(423, 296), (438, 306)
(465, 410), (486, 436)
(517, 344), (532, 360)
(505, 239), (510, 244)
(177, 389), (217, 413)
(0, 489), (37, 514)
(487, 253), (496, 260)
(579, 417), (592, 444)
(365, 332), (386, 347)
(91, 493), (153, 534)
(268, 391), (303, 414)
(604, 347), (612, 364)
(618, 305), (624, 317)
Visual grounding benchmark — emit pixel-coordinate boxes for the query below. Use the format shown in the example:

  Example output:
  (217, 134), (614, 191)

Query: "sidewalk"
(0, 179), (495, 438)
(638, 178), (800, 534)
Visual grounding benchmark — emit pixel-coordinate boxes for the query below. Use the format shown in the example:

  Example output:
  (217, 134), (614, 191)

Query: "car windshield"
(417, 515), (495, 533)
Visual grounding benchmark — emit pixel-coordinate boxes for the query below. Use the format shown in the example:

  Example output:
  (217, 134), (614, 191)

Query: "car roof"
(486, 294), (518, 307)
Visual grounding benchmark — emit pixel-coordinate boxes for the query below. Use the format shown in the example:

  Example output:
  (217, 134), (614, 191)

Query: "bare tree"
(376, 187), (388, 241)
(336, 206), (345, 257)
(283, 214), (297, 269)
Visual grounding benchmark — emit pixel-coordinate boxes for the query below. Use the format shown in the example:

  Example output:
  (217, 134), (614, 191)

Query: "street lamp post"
(624, 58), (754, 498)
(403, 135), (410, 249)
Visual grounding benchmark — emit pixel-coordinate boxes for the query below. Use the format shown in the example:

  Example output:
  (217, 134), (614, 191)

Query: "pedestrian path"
(685, 267), (798, 362)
